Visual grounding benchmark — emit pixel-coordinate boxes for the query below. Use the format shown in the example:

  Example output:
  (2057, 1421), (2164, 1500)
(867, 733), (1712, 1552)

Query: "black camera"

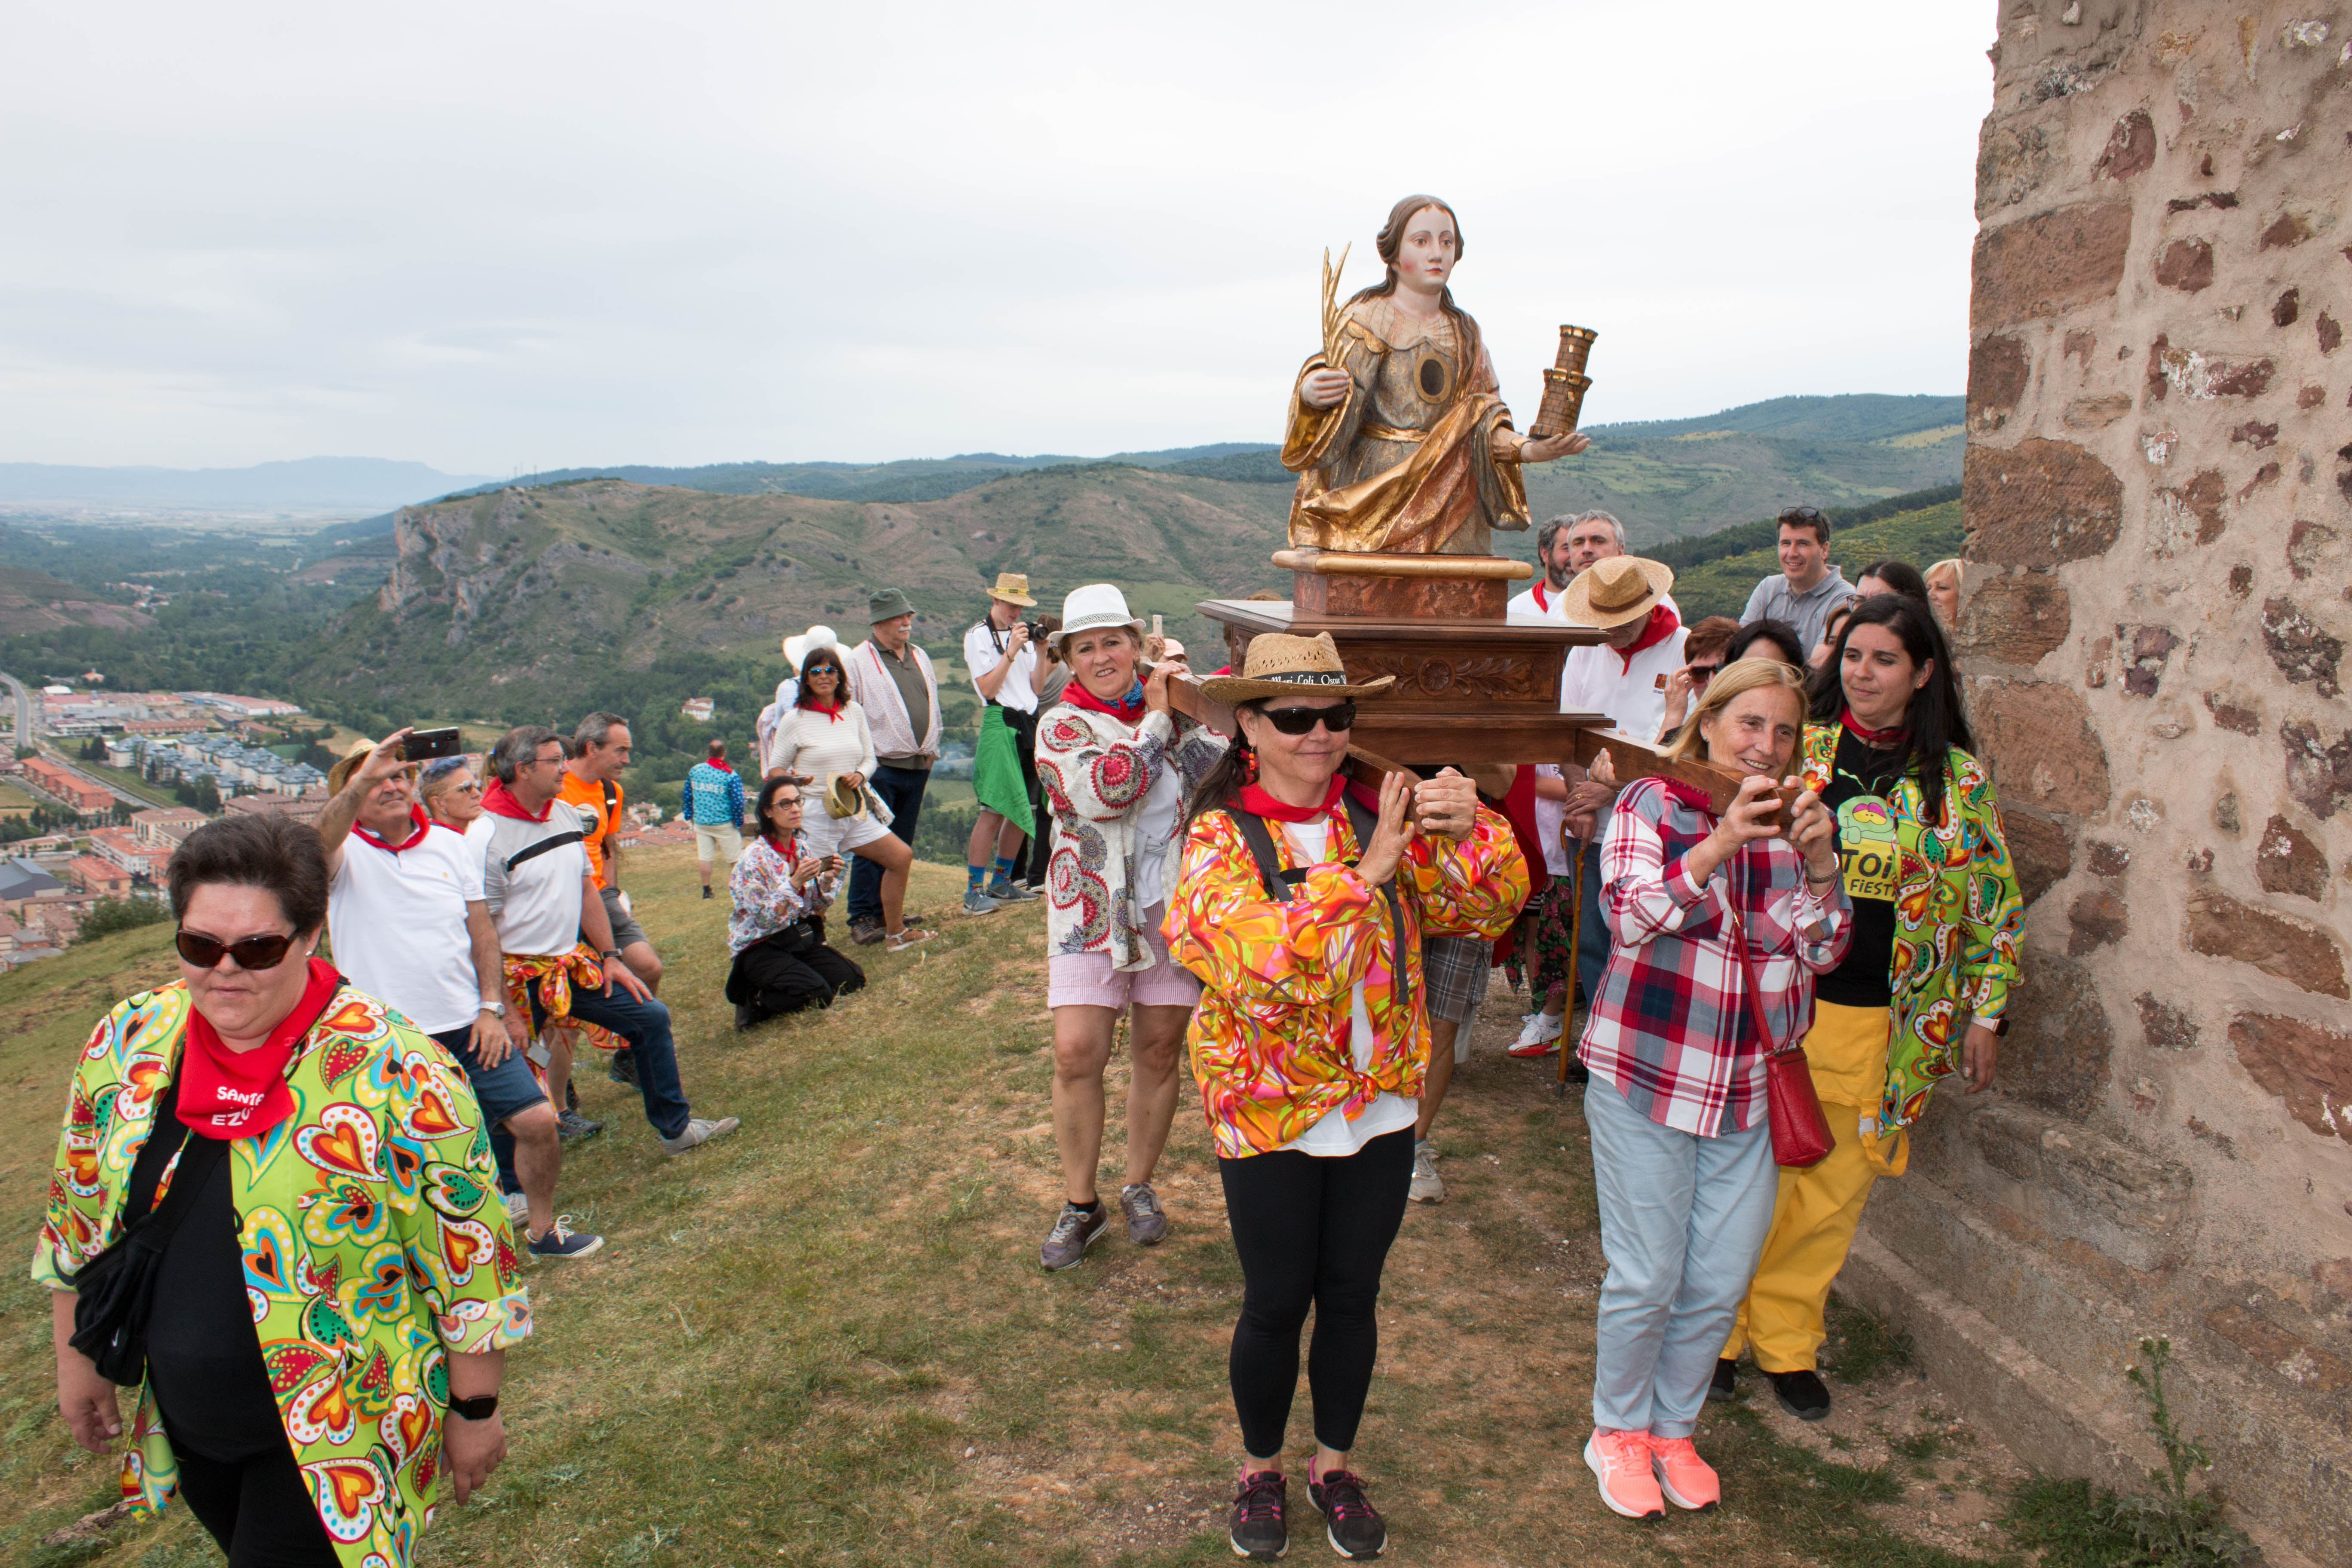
(1023, 620), (1047, 642)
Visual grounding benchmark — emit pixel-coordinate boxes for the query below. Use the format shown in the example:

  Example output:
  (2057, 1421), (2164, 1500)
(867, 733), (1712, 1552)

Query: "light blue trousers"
(1585, 1074), (1779, 1438)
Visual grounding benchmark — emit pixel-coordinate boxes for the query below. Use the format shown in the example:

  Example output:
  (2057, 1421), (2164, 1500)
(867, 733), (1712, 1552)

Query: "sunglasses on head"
(1256, 701), (1357, 735)
(176, 928), (298, 971)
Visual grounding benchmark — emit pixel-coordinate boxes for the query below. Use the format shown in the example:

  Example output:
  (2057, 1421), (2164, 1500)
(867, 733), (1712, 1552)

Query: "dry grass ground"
(5, 848), (2037, 1568)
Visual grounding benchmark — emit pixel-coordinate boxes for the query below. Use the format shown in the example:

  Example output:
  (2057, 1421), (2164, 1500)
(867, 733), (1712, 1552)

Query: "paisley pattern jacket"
(1795, 723), (2023, 1137)
(1035, 704), (1225, 971)
(33, 983), (530, 1568)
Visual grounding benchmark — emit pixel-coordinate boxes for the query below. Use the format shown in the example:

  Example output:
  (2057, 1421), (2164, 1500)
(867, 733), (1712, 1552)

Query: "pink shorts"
(1047, 903), (1203, 1012)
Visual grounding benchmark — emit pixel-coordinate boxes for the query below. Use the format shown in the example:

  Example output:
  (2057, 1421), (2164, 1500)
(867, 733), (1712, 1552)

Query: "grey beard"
(1548, 564), (1575, 590)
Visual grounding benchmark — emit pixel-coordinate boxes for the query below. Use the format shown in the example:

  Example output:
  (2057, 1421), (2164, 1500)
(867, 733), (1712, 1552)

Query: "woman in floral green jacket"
(1718, 594), (2022, 1422)
(40, 814), (529, 1568)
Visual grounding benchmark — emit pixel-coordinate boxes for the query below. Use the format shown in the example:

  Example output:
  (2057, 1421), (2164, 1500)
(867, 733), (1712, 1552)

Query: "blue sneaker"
(527, 1217), (604, 1259)
(987, 879), (1039, 903)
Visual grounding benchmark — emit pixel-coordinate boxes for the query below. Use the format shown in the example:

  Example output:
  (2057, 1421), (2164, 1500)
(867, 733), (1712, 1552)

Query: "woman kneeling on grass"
(1574, 658), (1847, 1520)
(1030, 584), (1225, 1269)
(1168, 632), (1527, 1561)
(726, 776), (865, 1029)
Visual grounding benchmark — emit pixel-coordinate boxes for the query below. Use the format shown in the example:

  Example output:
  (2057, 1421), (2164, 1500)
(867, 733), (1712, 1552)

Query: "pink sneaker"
(1583, 1429), (1665, 1520)
(1647, 1434), (1720, 1512)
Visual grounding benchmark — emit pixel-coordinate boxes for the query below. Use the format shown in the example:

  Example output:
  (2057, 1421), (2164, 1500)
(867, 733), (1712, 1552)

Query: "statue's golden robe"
(1280, 296), (1529, 555)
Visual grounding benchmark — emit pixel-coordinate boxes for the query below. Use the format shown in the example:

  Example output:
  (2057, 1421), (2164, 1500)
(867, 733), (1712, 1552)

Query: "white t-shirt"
(964, 618), (1040, 715)
(1133, 764), (1185, 908)
(1506, 580), (1571, 621)
(1531, 763), (1571, 876)
(328, 820), (487, 1035)
(1559, 623), (1690, 740)
(1275, 819), (1419, 1157)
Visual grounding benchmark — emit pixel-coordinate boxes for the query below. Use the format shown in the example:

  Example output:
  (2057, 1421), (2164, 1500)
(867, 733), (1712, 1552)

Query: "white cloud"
(0, 1), (1993, 470)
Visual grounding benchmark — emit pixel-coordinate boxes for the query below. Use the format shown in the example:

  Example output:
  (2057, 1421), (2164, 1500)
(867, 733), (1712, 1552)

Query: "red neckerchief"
(482, 778), (551, 821)
(1612, 604), (1682, 673)
(1531, 580), (1553, 615)
(1238, 774), (1346, 824)
(1840, 708), (1908, 748)
(801, 696), (846, 725)
(177, 959), (341, 1140)
(1063, 680), (1146, 723)
(351, 803), (431, 853)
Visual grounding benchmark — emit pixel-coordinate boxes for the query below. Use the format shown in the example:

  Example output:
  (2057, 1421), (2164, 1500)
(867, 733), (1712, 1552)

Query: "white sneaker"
(1507, 1011), (1564, 1058)
(1408, 1140), (1445, 1204)
(660, 1115), (741, 1155)
(504, 1190), (528, 1224)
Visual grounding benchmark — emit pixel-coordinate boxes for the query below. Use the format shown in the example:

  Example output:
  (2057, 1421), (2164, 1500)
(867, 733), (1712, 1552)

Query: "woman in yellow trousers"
(1717, 595), (2023, 1421)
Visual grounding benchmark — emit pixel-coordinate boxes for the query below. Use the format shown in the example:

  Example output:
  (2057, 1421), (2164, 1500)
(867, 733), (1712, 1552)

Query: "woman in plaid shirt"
(1574, 659), (1849, 1521)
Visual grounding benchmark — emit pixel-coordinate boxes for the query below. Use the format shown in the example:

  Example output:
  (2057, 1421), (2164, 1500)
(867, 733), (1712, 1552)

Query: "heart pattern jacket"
(33, 983), (531, 1568)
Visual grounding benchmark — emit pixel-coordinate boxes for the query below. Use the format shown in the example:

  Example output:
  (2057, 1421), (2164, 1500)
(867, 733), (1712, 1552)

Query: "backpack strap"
(1222, 799), (1411, 1009)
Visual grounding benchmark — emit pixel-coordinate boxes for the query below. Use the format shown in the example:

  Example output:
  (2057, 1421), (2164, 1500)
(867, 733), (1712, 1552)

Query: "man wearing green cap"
(842, 588), (942, 946)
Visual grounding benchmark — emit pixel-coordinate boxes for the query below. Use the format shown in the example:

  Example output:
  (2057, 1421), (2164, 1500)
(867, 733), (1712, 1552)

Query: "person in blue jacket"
(682, 738), (748, 900)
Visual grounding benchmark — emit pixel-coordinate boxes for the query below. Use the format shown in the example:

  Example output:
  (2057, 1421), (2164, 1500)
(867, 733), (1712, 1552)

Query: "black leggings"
(172, 1439), (341, 1567)
(725, 929), (865, 1020)
(1218, 1127), (1414, 1459)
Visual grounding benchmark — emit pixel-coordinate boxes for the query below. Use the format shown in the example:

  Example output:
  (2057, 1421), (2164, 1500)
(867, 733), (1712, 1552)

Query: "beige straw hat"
(1558, 556), (1675, 630)
(1197, 631), (1396, 705)
(985, 571), (1037, 607)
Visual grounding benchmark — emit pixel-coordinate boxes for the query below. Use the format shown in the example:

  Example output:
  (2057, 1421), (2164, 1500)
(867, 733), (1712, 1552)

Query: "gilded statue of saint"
(1281, 195), (1588, 556)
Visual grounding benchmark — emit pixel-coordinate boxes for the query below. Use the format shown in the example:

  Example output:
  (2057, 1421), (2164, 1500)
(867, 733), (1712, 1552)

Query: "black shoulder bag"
(1222, 793), (1410, 1011)
(65, 1077), (230, 1386)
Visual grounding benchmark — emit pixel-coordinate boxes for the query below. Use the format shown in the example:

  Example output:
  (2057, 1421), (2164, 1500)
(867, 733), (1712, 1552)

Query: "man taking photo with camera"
(962, 572), (1047, 914)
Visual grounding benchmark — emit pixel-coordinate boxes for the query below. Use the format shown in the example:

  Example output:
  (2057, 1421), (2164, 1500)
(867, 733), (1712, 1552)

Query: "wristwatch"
(447, 1393), (499, 1421)
(478, 1001), (507, 1018)
(601, 948), (622, 962)
(1985, 1016), (2010, 1038)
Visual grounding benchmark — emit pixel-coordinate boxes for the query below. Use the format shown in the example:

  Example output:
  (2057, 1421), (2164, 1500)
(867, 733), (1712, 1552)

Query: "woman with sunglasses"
(39, 813), (527, 1568)
(1029, 585), (1226, 1271)
(726, 775), (864, 1027)
(1169, 632), (1527, 1562)
(765, 644), (933, 951)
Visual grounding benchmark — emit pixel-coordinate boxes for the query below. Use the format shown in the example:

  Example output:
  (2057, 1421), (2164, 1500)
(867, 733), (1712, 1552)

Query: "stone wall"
(1837, 7), (2351, 1564)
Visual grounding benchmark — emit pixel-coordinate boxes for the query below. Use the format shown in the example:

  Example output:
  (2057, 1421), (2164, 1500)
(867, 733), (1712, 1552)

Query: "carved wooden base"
(1196, 597), (1612, 766)
(1293, 572), (1506, 620)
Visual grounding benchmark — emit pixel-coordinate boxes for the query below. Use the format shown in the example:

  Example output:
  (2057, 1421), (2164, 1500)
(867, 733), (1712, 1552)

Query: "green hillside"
(1667, 498), (1965, 623)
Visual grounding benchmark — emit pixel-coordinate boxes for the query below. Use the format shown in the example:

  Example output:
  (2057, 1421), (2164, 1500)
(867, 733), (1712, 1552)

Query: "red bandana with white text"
(176, 959), (343, 1140)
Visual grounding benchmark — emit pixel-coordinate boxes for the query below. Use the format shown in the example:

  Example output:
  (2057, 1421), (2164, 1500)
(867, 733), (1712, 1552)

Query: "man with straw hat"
(961, 571), (1046, 916)
(1550, 554), (1686, 1038)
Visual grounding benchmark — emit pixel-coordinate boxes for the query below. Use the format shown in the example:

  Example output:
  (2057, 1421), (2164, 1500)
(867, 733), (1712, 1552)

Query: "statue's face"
(1395, 205), (1457, 293)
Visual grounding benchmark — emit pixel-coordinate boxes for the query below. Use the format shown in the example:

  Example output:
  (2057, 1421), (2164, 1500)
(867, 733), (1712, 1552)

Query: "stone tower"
(1839, 6), (2350, 1564)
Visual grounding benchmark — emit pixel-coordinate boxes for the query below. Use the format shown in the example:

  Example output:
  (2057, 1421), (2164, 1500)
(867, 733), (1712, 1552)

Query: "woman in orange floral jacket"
(1166, 632), (1526, 1562)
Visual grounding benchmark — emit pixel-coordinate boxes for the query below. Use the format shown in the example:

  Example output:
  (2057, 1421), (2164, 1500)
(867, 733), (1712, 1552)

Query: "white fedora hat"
(1053, 584), (1146, 653)
(783, 625), (838, 670)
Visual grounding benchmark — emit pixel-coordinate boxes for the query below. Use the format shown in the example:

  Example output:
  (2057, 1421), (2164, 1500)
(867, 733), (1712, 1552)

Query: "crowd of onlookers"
(37, 501), (2013, 1565)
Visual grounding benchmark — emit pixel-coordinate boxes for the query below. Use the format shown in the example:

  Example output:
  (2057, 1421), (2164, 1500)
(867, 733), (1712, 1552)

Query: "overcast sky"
(3, 3), (1994, 474)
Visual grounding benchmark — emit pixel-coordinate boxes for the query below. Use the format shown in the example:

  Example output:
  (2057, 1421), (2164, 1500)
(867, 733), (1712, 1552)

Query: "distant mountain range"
(0, 456), (496, 512)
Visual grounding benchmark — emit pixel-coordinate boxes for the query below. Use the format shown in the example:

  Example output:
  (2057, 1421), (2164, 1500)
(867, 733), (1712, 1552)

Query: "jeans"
(1217, 1127), (1414, 1458)
(1584, 1074), (1777, 1438)
(429, 1023), (549, 1195)
(1575, 837), (1608, 1005)
(529, 985), (693, 1141)
(849, 763), (929, 924)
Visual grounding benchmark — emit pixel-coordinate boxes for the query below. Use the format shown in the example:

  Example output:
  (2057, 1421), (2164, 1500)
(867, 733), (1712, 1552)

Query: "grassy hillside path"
(6, 852), (2027, 1568)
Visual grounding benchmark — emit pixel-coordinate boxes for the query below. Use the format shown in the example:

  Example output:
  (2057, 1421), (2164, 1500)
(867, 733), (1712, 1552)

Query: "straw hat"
(1559, 556), (1675, 630)
(783, 625), (838, 671)
(822, 774), (867, 820)
(327, 736), (412, 796)
(985, 571), (1037, 607)
(1052, 583), (1146, 653)
(1197, 631), (1396, 704)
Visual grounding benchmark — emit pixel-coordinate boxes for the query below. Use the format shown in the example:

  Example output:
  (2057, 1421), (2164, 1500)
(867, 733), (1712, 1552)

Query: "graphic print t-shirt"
(1813, 727), (1906, 1011)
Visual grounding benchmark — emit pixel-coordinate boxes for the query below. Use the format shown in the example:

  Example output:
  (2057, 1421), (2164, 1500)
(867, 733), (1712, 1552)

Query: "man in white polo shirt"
(1534, 557), (1686, 1067)
(318, 731), (600, 1259)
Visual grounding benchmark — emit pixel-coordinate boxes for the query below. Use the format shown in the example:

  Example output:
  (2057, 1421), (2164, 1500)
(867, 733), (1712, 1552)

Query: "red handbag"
(1724, 903), (1835, 1169)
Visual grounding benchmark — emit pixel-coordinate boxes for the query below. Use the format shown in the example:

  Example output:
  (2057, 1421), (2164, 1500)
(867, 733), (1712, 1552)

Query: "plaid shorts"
(1421, 933), (1492, 1025)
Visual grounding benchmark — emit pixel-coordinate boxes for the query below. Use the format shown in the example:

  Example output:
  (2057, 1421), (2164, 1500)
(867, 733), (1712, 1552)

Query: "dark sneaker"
(1307, 1466), (1385, 1559)
(1708, 1357), (1738, 1403)
(1118, 1181), (1168, 1245)
(556, 1109), (603, 1141)
(962, 887), (1001, 916)
(1768, 1368), (1831, 1421)
(526, 1216), (605, 1259)
(1038, 1202), (1107, 1270)
(1228, 1469), (1288, 1561)
(987, 879), (1039, 903)
(608, 1048), (639, 1087)
(849, 917), (886, 947)
(734, 1003), (759, 1032)
(701, 886), (713, 900)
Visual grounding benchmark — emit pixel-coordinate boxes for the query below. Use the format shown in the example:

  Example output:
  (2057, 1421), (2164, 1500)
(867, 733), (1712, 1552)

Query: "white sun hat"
(782, 625), (838, 671)
(1053, 584), (1147, 654)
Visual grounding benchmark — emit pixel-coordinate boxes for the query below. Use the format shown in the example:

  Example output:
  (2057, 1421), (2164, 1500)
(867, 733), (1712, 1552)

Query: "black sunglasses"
(1257, 702), (1357, 735)
(176, 928), (298, 971)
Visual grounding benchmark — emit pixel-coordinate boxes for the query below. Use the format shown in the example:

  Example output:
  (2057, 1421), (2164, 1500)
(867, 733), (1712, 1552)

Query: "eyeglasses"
(1779, 506), (1823, 521)
(523, 750), (565, 770)
(176, 928), (297, 971)
(1257, 702), (1357, 735)
(1687, 662), (1724, 681)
